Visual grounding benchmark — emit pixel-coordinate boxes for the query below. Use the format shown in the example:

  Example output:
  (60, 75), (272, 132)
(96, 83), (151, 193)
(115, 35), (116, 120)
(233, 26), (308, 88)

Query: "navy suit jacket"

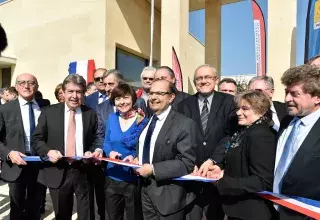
(96, 98), (147, 148)
(84, 91), (100, 110)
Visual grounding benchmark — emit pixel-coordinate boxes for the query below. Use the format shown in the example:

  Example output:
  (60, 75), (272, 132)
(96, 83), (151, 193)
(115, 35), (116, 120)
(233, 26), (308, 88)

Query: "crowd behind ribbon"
(1, 60), (320, 220)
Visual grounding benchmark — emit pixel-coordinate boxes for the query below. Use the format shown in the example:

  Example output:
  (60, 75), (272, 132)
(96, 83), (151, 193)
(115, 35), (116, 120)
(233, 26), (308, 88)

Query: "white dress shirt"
(274, 107), (320, 193)
(18, 96), (41, 153)
(64, 104), (84, 156)
(98, 92), (108, 104)
(270, 104), (280, 132)
(138, 106), (172, 164)
(198, 93), (214, 113)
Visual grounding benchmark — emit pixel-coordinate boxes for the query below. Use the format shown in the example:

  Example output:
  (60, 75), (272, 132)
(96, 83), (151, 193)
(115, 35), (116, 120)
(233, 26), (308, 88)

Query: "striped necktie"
(201, 98), (209, 133)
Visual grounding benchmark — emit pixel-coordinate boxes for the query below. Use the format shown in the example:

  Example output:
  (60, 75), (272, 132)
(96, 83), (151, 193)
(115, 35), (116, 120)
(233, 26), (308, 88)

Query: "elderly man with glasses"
(136, 66), (156, 104)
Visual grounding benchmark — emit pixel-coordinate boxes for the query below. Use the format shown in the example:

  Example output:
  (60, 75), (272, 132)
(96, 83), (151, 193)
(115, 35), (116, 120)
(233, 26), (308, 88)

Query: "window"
(116, 48), (149, 89)
(0, 0), (12, 5)
(2, 67), (11, 87)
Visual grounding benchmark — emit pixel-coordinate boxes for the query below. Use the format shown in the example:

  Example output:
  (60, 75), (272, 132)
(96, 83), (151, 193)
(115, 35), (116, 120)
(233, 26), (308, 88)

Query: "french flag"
(68, 59), (96, 83)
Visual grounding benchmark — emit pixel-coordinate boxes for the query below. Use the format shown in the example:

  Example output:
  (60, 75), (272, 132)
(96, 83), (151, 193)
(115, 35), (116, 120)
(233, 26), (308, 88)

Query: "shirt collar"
(99, 92), (106, 98)
(18, 96), (37, 106)
(299, 107), (320, 126)
(155, 105), (172, 121)
(64, 103), (81, 113)
(270, 103), (276, 113)
(198, 92), (214, 106)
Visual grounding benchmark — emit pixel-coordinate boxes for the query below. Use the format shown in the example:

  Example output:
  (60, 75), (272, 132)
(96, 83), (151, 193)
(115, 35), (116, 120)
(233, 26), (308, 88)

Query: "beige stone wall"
(0, 0), (107, 102)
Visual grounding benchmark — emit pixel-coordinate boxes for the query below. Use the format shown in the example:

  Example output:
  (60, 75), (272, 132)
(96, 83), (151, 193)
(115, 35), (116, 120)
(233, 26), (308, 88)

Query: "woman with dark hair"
(103, 83), (148, 220)
(208, 90), (277, 220)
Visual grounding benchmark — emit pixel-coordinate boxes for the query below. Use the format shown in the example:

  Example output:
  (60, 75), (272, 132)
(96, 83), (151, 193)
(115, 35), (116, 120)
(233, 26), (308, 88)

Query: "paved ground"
(0, 180), (78, 220)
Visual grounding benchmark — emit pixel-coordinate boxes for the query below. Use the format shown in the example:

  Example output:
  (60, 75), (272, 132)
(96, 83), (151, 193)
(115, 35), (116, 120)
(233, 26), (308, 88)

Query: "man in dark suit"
(154, 66), (190, 110)
(248, 76), (287, 131)
(32, 74), (102, 220)
(0, 73), (49, 220)
(273, 65), (320, 220)
(136, 79), (196, 220)
(85, 68), (108, 110)
(178, 64), (237, 220)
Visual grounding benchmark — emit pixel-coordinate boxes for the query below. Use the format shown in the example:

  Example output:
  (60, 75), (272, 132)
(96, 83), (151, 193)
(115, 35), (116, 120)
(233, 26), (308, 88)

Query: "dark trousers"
(88, 165), (106, 220)
(141, 184), (185, 220)
(185, 183), (224, 220)
(105, 177), (142, 220)
(49, 168), (93, 220)
(8, 164), (45, 220)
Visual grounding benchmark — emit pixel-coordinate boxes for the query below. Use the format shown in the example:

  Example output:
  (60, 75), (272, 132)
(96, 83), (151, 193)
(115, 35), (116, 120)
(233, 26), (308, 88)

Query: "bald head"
(15, 73), (38, 101)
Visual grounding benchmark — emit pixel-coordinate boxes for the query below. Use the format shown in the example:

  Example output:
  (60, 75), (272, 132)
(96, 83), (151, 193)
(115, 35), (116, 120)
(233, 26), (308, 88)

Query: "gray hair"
(248, 76), (274, 90)
(102, 69), (125, 84)
(193, 64), (217, 82)
(141, 66), (156, 78)
(62, 74), (86, 92)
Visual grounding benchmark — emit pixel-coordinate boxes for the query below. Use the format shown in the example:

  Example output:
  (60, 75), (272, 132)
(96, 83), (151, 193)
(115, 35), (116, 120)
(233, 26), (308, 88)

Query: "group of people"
(0, 61), (319, 220)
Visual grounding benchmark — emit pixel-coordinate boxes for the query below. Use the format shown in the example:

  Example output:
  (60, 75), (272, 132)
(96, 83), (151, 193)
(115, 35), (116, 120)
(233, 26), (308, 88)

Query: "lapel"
(285, 117), (320, 178)
(81, 105), (90, 151)
(205, 92), (223, 136)
(13, 100), (25, 142)
(191, 94), (203, 135)
(153, 109), (175, 161)
(58, 103), (66, 154)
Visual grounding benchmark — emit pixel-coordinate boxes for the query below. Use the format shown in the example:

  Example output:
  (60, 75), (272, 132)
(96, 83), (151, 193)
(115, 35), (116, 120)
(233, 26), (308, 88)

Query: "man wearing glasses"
(178, 64), (237, 220)
(136, 66), (156, 104)
(0, 73), (49, 220)
(248, 76), (286, 132)
(85, 68), (108, 110)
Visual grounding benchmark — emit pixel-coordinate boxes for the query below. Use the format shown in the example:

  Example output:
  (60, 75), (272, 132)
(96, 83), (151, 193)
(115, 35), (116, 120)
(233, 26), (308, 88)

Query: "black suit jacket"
(32, 103), (98, 188)
(138, 109), (197, 215)
(277, 116), (320, 220)
(0, 99), (49, 182)
(178, 91), (237, 165)
(273, 101), (287, 123)
(172, 90), (190, 111)
(217, 122), (277, 220)
(96, 98), (147, 148)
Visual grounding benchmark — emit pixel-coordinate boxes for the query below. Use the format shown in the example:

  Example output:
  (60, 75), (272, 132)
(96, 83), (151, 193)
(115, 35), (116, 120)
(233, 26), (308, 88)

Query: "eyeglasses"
(17, 80), (37, 87)
(149, 91), (172, 97)
(142, 77), (154, 81)
(94, 77), (103, 82)
(195, 75), (216, 82)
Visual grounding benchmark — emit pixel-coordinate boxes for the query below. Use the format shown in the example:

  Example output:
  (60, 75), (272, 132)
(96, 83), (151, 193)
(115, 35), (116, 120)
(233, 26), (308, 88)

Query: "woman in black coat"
(208, 90), (277, 220)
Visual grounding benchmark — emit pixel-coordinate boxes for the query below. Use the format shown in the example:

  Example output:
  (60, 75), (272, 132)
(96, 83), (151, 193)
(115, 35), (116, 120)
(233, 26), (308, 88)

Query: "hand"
(8, 151), (27, 165)
(92, 151), (103, 158)
(122, 155), (134, 162)
(109, 151), (122, 159)
(136, 164), (153, 177)
(198, 159), (214, 177)
(84, 151), (93, 157)
(47, 150), (63, 163)
(133, 157), (139, 164)
(192, 165), (199, 175)
(207, 165), (223, 179)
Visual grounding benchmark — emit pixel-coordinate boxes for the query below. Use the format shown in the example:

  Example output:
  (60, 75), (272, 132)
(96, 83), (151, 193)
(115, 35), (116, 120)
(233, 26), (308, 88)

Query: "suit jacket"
(217, 122), (277, 220)
(96, 98), (147, 148)
(0, 99), (49, 182)
(84, 91), (100, 110)
(178, 91), (237, 165)
(273, 101), (287, 123)
(32, 103), (99, 188)
(277, 116), (320, 220)
(172, 90), (190, 111)
(138, 109), (197, 215)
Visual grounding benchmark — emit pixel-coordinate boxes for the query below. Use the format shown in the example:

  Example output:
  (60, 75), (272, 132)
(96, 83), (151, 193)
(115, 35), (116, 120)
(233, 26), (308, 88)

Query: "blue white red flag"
(68, 59), (96, 83)
(305, 0), (320, 62)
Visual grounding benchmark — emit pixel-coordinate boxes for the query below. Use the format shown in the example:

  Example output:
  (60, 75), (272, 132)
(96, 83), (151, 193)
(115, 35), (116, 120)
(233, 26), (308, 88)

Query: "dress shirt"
(1, 98), (6, 105)
(270, 104), (280, 132)
(18, 96), (41, 153)
(198, 93), (214, 113)
(64, 103), (84, 156)
(141, 90), (149, 105)
(274, 107), (320, 189)
(98, 92), (108, 104)
(138, 106), (172, 164)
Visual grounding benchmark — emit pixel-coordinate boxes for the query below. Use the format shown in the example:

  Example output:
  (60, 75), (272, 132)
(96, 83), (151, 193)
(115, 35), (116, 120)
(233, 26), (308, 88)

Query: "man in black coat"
(178, 64), (237, 220)
(0, 73), (49, 220)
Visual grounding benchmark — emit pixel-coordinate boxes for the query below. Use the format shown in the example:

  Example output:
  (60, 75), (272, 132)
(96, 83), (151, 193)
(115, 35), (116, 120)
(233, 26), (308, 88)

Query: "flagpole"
(149, 0), (154, 66)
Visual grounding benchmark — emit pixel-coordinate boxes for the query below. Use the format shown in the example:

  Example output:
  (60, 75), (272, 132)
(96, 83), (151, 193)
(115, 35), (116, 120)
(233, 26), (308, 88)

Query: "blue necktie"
(274, 118), (302, 194)
(142, 115), (158, 164)
(28, 102), (35, 154)
(100, 94), (107, 103)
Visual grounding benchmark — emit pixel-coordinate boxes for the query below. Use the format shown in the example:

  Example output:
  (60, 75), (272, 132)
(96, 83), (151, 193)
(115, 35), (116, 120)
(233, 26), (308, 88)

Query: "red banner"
(172, 46), (183, 91)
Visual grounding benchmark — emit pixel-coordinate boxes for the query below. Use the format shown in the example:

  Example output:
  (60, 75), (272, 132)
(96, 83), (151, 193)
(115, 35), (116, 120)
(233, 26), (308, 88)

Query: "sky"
(296, 0), (309, 65)
(189, 0), (271, 76)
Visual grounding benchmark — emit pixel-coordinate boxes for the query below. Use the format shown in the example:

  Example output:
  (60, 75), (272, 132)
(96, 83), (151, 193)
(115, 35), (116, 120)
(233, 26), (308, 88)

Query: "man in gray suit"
(136, 79), (197, 220)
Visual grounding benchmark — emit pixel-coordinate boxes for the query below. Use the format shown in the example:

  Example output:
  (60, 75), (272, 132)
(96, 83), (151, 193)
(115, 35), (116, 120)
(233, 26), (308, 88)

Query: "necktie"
(200, 98), (209, 133)
(28, 102), (35, 154)
(274, 118), (302, 194)
(66, 110), (76, 157)
(100, 94), (107, 103)
(142, 115), (158, 164)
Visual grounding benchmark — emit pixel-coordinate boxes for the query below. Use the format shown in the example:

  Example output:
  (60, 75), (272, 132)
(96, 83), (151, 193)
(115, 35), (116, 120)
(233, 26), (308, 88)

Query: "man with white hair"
(137, 66), (156, 104)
